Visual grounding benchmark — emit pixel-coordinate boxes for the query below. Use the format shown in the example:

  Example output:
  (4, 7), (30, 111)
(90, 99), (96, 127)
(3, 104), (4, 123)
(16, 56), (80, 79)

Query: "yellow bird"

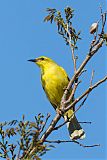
(28, 56), (85, 140)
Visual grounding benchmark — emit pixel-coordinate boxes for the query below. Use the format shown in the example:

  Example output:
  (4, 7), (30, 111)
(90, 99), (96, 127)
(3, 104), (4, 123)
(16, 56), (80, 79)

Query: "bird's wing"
(60, 66), (75, 111)
(59, 66), (70, 82)
(41, 75), (58, 110)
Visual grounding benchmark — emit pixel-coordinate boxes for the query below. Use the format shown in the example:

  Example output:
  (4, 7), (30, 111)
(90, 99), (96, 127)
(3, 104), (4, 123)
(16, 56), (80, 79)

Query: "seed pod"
(90, 22), (98, 34)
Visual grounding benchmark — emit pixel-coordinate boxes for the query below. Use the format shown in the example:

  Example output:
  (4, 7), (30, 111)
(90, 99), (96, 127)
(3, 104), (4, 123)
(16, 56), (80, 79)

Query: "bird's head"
(28, 56), (55, 71)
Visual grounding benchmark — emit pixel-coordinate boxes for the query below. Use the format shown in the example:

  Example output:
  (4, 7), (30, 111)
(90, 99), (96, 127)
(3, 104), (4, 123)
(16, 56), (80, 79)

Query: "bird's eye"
(41, 57), (44, 60)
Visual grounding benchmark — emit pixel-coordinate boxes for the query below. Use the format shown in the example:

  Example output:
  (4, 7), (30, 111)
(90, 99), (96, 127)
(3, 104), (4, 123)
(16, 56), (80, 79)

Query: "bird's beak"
(28, 59), (37, 62)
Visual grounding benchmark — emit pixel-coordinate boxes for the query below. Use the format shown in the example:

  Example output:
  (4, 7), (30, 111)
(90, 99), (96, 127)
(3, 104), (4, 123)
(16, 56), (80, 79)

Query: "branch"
(62, 38), (104, 106)
(65, 80), (81, 105)
(45, 140), (100, 148)
(61, 11), (106, 106)
(64, 75), (107, 112)
(54, 119), (91, 131)
(53, 118), (69, 131)
(40, 113), (51, 134)
(78, 69), (87, 77)
(40, 114), (61, 142)
(79, 121), (92, 124)
(65, 24), (77, 74)
(71, 47), (77, 73)
(29, 114), (62, 156)
(73, 69), (95, 113)
(54, 75), (106, 132)
(100, 6), (106, 34)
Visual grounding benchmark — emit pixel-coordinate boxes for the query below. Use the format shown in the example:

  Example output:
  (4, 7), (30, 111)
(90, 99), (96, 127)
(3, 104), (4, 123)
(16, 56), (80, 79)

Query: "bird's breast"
(41, 69), (69, 108)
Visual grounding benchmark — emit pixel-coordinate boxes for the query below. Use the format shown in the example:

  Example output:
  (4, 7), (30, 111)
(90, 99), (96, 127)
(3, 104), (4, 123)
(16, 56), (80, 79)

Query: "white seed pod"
(90, 22), (98, 34)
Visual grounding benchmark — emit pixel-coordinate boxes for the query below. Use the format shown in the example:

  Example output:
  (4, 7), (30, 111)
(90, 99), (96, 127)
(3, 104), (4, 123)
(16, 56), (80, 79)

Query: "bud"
(90, 22), (98, 34)
(103, 33), (107, 46)
(103, 33), (107, 40)
(57, 11), (61, 16)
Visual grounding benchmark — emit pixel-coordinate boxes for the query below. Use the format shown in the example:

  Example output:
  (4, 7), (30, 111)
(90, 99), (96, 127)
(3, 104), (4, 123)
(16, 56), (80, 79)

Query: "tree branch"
(79, 121), (92, 124)
(65, 75), (107, 112)
(65, 80), (81, 105)
(54, 120), (92, 131)
(45, 140), (100, 148)
(40, 113), (51, 134)
(65, 23), (77, 74)
(61, 38), (104, 106)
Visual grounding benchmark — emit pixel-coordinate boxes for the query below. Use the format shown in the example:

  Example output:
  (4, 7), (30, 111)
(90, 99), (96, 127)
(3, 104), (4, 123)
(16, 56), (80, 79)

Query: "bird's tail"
(64, 110), (85, 140)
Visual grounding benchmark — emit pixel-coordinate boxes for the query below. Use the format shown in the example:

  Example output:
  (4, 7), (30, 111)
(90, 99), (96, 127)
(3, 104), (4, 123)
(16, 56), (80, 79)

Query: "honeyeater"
(28, 56), (85, 140)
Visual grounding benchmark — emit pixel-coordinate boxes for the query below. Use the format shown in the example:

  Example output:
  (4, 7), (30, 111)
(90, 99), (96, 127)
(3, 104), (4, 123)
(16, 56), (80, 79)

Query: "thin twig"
(29, 115), (62, 157)
(65, 80), (81, 105)
(75, 70), (94, 111)
(54, 119), (68, 130)
(100, 6), (106, 34)
(40, 113), (51, 134)
(75, 94), (89, 112)
(71, 46), (77, 73)
(65, 26), (77, 74)
(45, 140), (100, 148)
(79, 69), (87, 77)
(54, 120), (92, 131)
(17, 147), (21, 160)
(79, 121), (92, 124)
(75, 69), (95, 112)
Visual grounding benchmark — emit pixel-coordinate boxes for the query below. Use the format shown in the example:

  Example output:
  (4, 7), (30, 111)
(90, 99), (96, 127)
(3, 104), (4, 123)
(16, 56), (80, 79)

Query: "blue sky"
(0, 0), (106, 159)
